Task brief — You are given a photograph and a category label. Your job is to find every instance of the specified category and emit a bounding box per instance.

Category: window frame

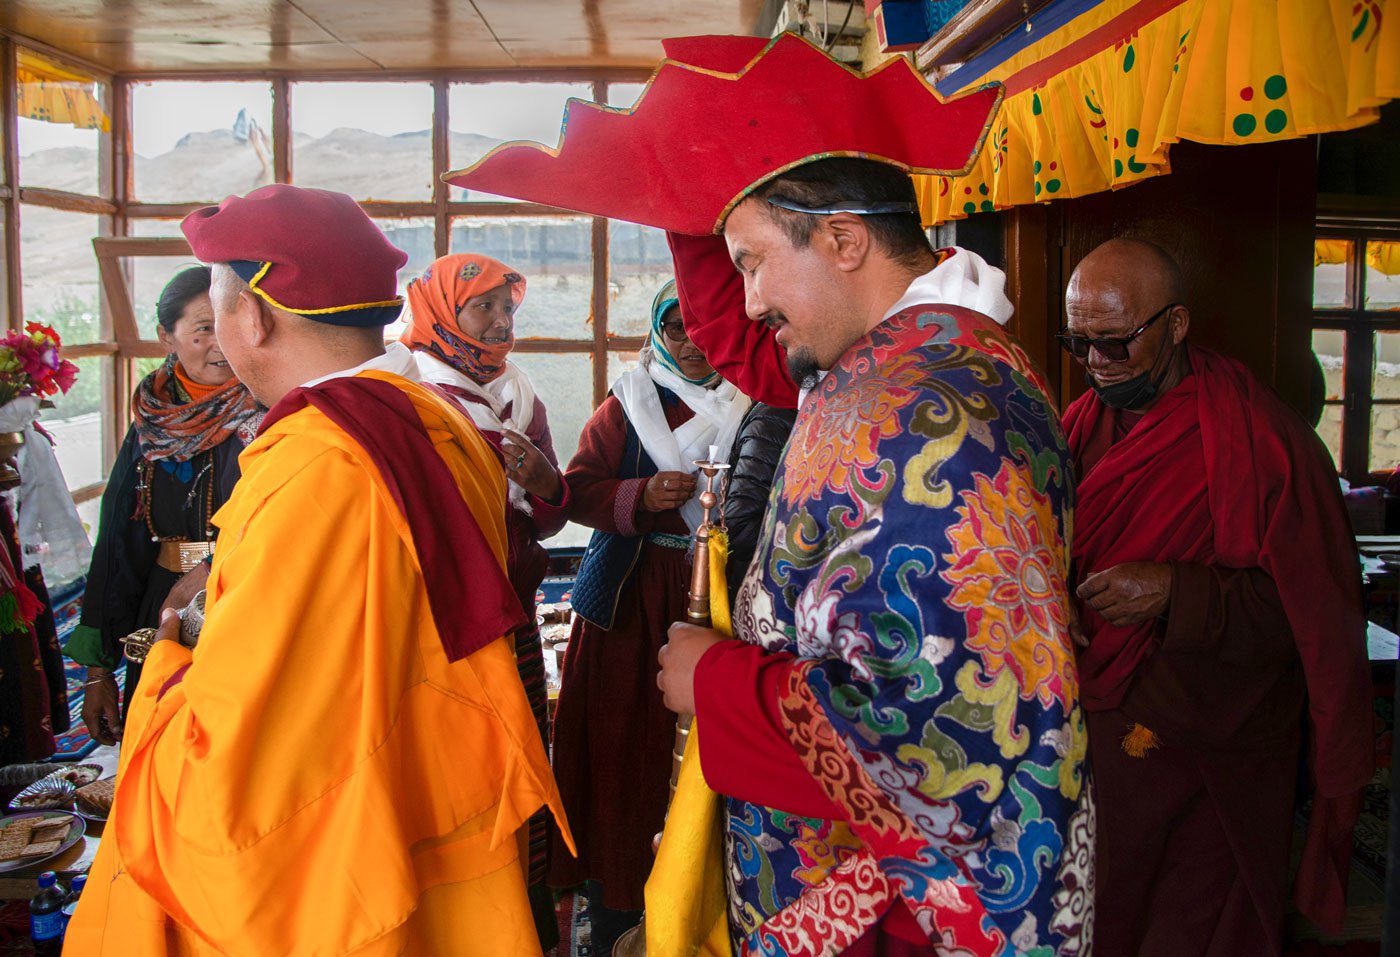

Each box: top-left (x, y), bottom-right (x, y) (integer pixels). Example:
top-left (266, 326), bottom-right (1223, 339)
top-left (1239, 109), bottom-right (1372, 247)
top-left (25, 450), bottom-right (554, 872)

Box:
top-left (1313, 220), bottom-right (1400, 482)
top-left (2, 40), bottom-right (659, 523)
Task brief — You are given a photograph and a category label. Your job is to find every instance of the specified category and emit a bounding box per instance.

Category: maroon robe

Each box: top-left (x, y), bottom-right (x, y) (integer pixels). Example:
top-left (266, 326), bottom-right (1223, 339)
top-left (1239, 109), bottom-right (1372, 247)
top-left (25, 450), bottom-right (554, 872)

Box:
top-left (1065, 344), bottom-right (1373, 950)
top-left (548, 393), bottom-right (696, 911)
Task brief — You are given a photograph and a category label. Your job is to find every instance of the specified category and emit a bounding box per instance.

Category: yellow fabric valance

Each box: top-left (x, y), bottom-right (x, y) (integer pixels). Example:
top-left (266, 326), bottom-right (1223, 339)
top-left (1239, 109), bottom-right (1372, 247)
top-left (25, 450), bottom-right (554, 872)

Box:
top-left (917, 0), bottom-right (1399, 225)
top-left (16, 49), bottom-right (109, 132)
top-left (1313, 238), bottom-right (1400, 276)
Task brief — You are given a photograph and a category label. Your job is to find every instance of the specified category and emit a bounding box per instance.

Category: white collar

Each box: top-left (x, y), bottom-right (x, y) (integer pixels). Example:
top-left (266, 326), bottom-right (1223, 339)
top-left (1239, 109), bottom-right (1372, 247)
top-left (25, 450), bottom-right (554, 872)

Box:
top-left (881, 246), bottom-right (1014, 325)
top-left (300, 341), bottom-right (420, 389)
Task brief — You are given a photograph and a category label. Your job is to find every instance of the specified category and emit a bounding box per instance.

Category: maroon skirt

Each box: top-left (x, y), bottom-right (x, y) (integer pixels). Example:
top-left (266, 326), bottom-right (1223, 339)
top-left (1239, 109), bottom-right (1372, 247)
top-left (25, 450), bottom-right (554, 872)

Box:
top-left (548, 538), bottom-right (692, 911)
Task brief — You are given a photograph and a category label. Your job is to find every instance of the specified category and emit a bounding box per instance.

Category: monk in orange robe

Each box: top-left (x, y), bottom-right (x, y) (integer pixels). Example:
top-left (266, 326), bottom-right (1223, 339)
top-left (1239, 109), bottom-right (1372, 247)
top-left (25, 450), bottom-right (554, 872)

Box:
top-left (65, 184), bottom-right (571, 956)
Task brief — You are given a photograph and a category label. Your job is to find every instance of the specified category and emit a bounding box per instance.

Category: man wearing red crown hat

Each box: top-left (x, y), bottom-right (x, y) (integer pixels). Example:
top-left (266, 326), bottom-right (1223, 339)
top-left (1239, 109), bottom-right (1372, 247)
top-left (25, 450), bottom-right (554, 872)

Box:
top-left (658, 157), bottom-right (1092, 957)
top-left (65, 183), bottom-right (572, 957)
top-left (445, 34), bottom-right (1088, 954)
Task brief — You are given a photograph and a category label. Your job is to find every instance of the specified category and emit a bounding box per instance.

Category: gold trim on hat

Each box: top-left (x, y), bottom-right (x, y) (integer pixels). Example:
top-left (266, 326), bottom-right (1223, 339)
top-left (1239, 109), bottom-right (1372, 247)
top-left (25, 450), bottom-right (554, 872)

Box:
top-left (246, 261), bottom-right (404, 315)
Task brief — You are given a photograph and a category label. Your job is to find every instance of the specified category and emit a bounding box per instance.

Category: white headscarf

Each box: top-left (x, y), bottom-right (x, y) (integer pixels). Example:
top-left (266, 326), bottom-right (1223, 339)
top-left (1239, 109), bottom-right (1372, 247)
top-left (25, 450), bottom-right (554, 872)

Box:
top-left (614, 348), bottom-right (750, 533)
top-left (414, 350), bottom-right (541, 514)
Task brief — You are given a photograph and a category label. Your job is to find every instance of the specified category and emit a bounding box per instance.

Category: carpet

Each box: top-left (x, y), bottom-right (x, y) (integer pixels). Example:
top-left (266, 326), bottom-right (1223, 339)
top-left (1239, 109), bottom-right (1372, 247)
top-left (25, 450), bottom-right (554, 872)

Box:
top-left (45, 578), bottom-right (110, 763)
top-left (549, 890), bottom-right (592, 957)
top-left (1350, 772), bottom-right (1390, 887)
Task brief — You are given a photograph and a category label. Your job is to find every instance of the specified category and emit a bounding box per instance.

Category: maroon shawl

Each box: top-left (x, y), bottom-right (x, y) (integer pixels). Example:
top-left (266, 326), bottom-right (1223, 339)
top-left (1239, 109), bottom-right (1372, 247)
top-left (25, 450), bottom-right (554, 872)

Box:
top-left (261, 374), bottom-right (525, 662)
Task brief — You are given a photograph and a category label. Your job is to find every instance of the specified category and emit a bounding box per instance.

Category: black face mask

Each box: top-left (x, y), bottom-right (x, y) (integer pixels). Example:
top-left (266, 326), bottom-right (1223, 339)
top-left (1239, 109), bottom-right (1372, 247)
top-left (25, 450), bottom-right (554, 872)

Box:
top-left (1088, 327), bottom-right (1176, 411)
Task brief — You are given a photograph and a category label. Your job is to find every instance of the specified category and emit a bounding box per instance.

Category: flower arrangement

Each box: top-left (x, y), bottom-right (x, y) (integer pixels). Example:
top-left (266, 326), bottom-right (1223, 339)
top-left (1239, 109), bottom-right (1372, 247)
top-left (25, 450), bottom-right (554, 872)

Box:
top-left (0, 323), bottom-right (79, 405)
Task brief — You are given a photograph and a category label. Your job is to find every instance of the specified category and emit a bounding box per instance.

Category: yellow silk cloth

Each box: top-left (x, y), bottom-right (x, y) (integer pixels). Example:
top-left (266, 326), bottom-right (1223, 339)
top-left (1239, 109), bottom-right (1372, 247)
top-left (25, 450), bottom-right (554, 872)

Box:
top-left (66, 371), bottom-right (572, 956)
top-left (644, 528), bottom-right (734, 957)
top-left (919, 0), bottom-right (1399, 224)
top-left (16, 48), bottom-right (108, 131)
top-left (1314, 237), bottom-right (1400, 276)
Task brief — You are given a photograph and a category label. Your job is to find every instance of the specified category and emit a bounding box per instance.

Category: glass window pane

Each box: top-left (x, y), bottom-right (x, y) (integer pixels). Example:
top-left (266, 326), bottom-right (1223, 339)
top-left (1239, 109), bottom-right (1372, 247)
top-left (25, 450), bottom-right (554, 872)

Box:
top-left (1372, 404), bottom-right (1400, 472)
top-left (127, 220), bottom-right (201, 341)
top-left (1374, 331), bottom-right (1400, 397)
top-left (20, 204), bottom-right (102, 344)
top-left (42, 356), bottom-right (110, 491)
top-left (606, 349), bottom-right (643, 393)
top-left (509, 351), bottom-right (594, 548)
top-left (448, 82), bottom-right (592, 203)
top-left (291, 82), bottom-right (432, 200)
top-left (130, 218), bottom-right (186, 237)
top-left (17, 50), bottom-right (107, 195)
top-left (132, 81), bottom-right (273, 203)
top-left (608, 221), bottom-right (673, 337)
top-left (75, 496), bottom-right (100, 542)
top-left (1317, 403), bottom-right (1342, 471)
top-left (132, 355), bottom-right (165, 381)
top-left (1312, 329), bottom-right (1344, 401)
top-left (133, 258), bottom-right (211, 342)
top-left (606, 83), bottom-right (647, 109)
top-left (1313, 239), bottom-right (1352, 309)
top-left (450, 216), bottom-right (593, 338)
top-left (372, 216), bottom-right (435, 340)
top-left (1365, 241), bottom-right (1400, 311)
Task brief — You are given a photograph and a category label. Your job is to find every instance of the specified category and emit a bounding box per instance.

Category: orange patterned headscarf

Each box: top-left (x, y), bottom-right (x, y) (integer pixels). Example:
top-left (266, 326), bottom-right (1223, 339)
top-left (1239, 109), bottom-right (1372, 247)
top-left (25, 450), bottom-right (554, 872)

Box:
top-left (400, 253), bottom-right (526, 384)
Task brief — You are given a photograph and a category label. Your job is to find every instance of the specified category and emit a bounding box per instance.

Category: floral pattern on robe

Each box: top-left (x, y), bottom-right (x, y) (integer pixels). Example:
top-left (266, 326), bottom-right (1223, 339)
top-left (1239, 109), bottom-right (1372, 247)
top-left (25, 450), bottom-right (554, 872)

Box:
top-left (729, 305), bottom-right (1093, 957)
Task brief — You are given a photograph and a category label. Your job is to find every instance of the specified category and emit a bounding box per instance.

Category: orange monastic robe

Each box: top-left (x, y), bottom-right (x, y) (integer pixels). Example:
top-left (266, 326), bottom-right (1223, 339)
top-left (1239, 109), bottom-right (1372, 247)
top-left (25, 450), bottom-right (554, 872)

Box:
top-left (66, 371), bottom-right (572, 956)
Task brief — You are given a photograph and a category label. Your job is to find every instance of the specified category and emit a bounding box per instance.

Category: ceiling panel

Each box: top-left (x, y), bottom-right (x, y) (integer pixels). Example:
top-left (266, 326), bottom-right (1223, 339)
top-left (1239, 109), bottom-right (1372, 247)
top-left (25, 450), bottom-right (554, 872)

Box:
top-left (0, 0), bottom-right (765, 75)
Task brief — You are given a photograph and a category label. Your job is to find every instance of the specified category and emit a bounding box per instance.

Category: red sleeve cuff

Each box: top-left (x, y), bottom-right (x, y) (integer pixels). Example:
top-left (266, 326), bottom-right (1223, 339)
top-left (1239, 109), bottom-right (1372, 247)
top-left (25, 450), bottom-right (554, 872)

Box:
top-left (694, 640), bottom-right (846, 820)
top-left (614, 477), bottom-right (650, 537)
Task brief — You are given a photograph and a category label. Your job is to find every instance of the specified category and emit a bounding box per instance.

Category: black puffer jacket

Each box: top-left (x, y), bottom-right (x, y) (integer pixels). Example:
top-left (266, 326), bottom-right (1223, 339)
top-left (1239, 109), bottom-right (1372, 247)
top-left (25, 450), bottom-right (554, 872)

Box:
top-left (723, 402), bottom-right (797, 600)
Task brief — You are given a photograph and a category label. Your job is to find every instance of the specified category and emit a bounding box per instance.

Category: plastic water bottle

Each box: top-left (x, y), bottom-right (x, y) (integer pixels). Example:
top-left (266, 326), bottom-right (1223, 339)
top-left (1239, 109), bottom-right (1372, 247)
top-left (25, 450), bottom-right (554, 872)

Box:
top-left (29, 871), bottom-right (64, 955)
top-left (61, 873), bottom-right (87, 938)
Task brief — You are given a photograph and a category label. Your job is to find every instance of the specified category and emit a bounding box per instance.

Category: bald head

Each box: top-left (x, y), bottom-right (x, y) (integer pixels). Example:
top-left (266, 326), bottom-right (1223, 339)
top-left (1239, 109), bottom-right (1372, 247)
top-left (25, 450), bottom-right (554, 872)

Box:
top-left (210, 263), bottom-right (388, 406)
top-left (1068, 238), bottom-right (1186, 320)
top-left (1064, 238), bottom-right (1191, 404)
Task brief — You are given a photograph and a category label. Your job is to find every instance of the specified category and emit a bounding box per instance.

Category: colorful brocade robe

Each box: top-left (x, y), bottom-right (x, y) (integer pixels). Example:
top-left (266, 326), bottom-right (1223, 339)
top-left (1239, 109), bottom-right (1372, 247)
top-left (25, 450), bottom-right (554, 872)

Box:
top-left (728, 304), bottom-right (1093, 956)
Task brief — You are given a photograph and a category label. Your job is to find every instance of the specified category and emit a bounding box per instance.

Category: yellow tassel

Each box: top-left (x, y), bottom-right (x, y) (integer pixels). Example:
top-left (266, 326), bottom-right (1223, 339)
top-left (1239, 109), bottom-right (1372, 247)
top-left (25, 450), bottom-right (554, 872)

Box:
top-left (1121, 723), bottom-right (1160, 758)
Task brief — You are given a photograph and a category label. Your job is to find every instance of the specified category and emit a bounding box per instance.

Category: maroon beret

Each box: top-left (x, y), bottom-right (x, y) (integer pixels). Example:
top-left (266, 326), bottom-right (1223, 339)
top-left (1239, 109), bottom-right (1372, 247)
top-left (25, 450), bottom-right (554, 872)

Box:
top-left (182, 184), bottom-right (408, 327)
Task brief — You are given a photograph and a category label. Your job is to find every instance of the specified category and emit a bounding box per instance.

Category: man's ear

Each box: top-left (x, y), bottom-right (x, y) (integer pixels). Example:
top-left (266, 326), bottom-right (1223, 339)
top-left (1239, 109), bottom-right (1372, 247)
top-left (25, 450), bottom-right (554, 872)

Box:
top-left (820, 212), bottom-right (871, 273)
top-left (238, 290), bottom-right (274, 347)
top-left (1169, 304), bottom-right (1190, 345)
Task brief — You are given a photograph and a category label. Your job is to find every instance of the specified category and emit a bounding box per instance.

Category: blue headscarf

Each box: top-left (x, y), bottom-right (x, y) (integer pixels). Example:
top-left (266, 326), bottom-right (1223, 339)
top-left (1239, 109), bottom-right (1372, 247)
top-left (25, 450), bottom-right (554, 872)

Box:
top-left (649, 279), bottom-right (716, 386)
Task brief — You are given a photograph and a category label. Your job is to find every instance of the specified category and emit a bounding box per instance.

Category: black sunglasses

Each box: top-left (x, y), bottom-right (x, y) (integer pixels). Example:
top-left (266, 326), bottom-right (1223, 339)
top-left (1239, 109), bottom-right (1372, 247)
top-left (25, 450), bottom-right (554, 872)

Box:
top-left (1056, 303), bottom-right (1179, 362)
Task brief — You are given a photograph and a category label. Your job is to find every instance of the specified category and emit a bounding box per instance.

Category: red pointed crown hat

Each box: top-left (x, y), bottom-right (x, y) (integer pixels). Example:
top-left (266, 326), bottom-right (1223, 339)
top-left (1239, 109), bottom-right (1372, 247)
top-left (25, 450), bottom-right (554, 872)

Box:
top-left (182, 184), bottom-right (408, 327)
top-left (443, 33), bottom-right (1002, 236)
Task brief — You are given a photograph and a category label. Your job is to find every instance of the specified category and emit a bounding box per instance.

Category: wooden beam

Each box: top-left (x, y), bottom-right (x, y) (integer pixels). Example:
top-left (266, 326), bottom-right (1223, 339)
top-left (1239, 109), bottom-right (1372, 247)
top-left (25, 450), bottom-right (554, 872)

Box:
top-left (2, 38), bottom-right (21, 333)
top-left (432, 78), bottom-right (450, 259)
top-left (63, 341), bottom-right (119, 358)
top-left (92, 236), bottom-right (193, 351)
top-left (125, 203), bottom-right (209, 219)
top-left (71, 482), bottom-right (105, 505)
top-left (115, 67), bottom-right (655, 84)
top-left (93, 236), bottom-right (193, 258)
top-left (273, 77), bottom-right (291, 184)
top-left (445, 201), bottom-right (585, 218)
top-left (112, 77), bottom-right (135, 213)
top-left (16, 188), bottom-right (118, 215)
top-left (915, 0), bottom-right (1036, 76)
top-left (359, 200), bottom-right (436, 218)
top-left (0, 30), bottom-right (114, 81)
top-left (512, 339), bottom-right (594, 353)
top-left (591, 215), bottom-right (610, 406)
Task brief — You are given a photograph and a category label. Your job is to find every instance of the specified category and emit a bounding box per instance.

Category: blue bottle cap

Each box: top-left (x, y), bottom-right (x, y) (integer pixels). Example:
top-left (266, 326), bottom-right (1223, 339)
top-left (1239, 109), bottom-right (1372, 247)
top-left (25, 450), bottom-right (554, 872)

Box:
top-left (37, 872), bottom-right (56, 888)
